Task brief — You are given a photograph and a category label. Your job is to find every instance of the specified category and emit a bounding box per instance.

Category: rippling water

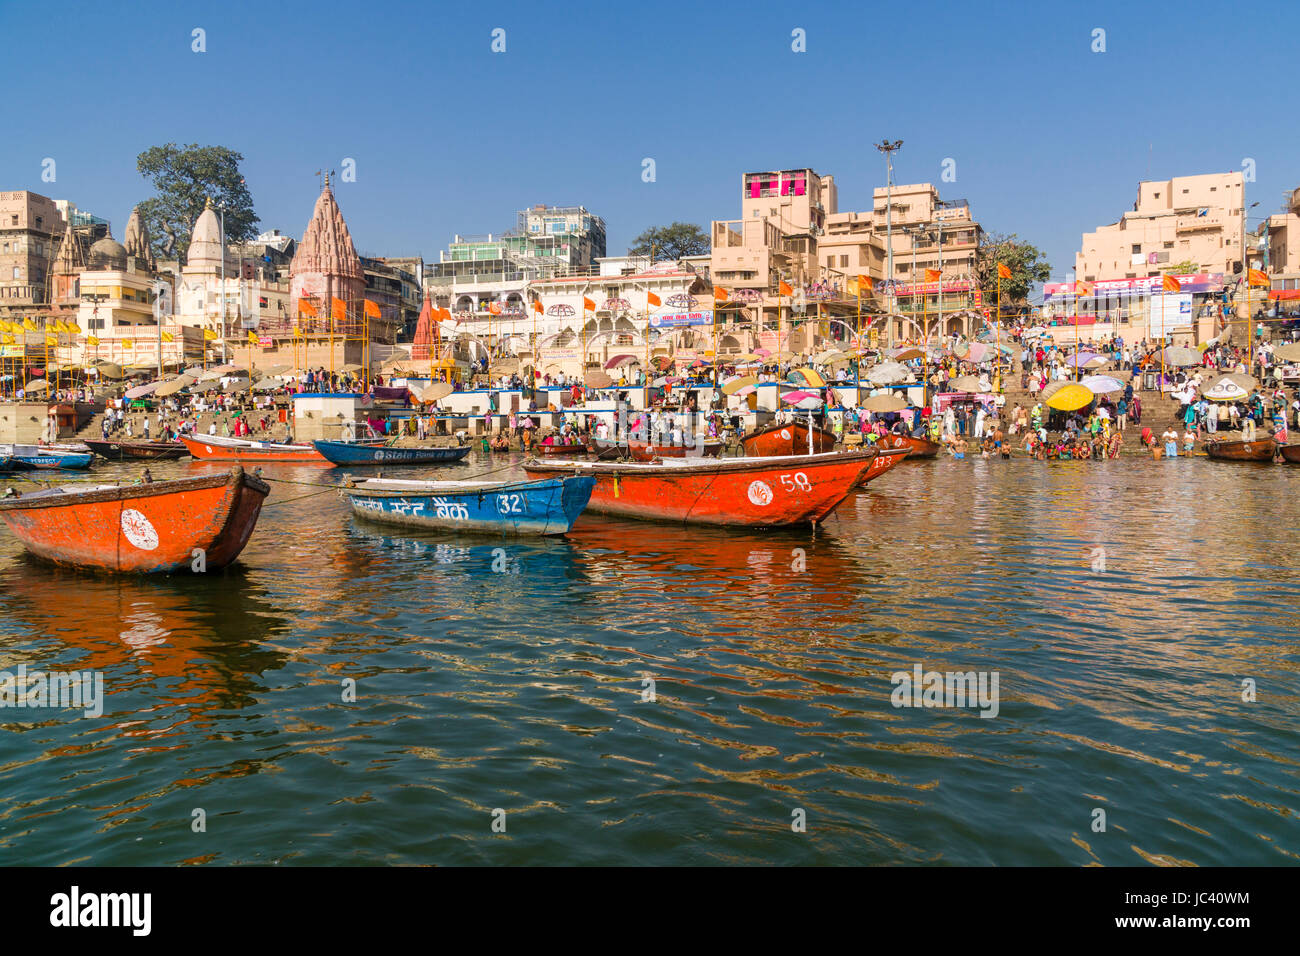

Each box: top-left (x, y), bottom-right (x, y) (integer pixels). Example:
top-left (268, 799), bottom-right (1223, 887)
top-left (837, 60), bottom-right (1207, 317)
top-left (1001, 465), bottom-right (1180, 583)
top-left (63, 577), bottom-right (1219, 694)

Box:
top-left (1, 453), bottom-right (1297, 866)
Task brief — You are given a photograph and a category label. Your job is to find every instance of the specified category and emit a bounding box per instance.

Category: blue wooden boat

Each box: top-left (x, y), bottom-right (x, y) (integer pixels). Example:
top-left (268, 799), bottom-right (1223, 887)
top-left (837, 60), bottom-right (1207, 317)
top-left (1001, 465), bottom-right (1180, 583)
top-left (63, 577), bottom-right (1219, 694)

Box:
top-left (0, 444), bottom-right (94, 470)
top-left (313, 439), bottom-right (471, 466)
top-left (343, 475), bottom-right (596, 536)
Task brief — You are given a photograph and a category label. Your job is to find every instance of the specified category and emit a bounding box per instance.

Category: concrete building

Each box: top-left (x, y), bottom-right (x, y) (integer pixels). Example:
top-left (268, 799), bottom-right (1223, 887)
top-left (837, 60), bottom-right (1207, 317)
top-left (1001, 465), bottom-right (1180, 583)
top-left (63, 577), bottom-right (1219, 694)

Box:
top-left (1060, 172), bottom-right (1252, 345)
top-left (364, 256), bottom-right (423, 339)
top-left (1257, 187), bottom-right (1300, 314)
top-left (0, 190), bottom-right (64, 314)
top-left (711, 169), bottom-right (984, 347)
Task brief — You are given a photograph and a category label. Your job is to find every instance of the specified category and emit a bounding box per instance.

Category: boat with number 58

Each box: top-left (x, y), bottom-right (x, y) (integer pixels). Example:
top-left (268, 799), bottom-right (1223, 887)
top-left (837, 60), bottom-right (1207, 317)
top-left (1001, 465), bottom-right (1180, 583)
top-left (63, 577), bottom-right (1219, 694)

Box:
top-left (523, 450), bottom-right (878, 527)
top-left (342, 475), bottom-right (596, 536)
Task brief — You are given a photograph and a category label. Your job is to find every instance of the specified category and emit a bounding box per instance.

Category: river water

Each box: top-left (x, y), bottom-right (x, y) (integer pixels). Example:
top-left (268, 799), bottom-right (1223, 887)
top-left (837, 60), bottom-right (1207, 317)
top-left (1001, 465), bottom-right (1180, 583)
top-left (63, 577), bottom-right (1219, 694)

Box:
top-left (1, 453), bottom-right (1297, 866)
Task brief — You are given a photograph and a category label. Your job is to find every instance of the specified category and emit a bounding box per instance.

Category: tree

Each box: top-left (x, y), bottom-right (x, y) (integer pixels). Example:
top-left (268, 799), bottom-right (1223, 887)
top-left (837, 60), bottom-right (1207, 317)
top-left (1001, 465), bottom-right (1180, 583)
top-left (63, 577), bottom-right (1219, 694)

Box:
top-left (628, 222), bottom-right (710, 261)
top-left (1163, 259), bottom-right (1198, 275)
top-left (974, 232), bottom-right (1052, 315)
top-left (136, 143), bottom-right (258, 262)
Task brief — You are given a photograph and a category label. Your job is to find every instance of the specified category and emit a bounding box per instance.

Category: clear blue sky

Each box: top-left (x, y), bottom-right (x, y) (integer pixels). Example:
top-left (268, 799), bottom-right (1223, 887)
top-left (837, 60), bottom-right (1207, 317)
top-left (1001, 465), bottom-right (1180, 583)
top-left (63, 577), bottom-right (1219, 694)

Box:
top-left (3, 0), bottom-right (1295, 285)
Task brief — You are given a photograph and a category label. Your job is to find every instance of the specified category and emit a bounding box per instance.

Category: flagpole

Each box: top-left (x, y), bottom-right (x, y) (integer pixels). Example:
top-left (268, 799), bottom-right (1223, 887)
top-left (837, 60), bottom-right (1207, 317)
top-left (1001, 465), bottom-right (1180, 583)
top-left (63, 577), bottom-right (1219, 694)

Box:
top-left (996, 271), bottom-right (1002, 389)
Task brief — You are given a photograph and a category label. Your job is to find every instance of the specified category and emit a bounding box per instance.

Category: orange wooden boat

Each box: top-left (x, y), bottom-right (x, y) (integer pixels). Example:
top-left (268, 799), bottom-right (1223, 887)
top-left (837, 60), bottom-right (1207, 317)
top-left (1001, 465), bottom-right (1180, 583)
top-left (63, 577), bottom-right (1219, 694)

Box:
top-left (874, 433), bottom-right (942, 459)
top-left (534, 441), bottom-right (589, 457)
top-left (858, 446), bottom-right (910, 485)
top-left (626, 438), bottom-right (725, 461)
top-left (523, 450), bottom-right (876, 527)
top-left (0, 466), bottom-right (270, 572)
top-left (180, 433), bottom-right (327, 463)
top-left (1280, 444), bottom-right (1300, 464)
top-left (1203, 437), bottom-right (1277, 462)
top-left (741, 420), bottom-right (836, 457)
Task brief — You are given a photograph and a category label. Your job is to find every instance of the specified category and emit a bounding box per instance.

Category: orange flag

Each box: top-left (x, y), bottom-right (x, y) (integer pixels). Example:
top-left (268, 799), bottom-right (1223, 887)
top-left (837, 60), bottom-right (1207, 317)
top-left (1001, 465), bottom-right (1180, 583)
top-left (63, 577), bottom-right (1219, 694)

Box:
top-left (363, 299), bottom-right (381, 318)
top-left (646, 291), bottom-right (661, 307)
top-left (924, 269), bottom-right (941, 282)
top-left (1162, 274), bottom-right (1182, 293)
top-left (533, 299), bottom-right (543, 314)
top-left (488, 302), bottom-right (502, 315)
top-left (1075, 280), bottom-right (1093, 297)
top-left (583, 296), bottom-right (596, 312)
top-left (298, 297), bottom-right (318, 317)
top-left (779, 280), bottom-right (794, 296)
top-left (331, 297), bottom-right (346, 321)
top-left (997, 262), bottom-right (1012, 280)
top-left (713, 286), bottom-right (729, 301)
top-left (1248, 268), bottom-right (1271, 287)
top-left (858, 275), bottom-right (873, 292)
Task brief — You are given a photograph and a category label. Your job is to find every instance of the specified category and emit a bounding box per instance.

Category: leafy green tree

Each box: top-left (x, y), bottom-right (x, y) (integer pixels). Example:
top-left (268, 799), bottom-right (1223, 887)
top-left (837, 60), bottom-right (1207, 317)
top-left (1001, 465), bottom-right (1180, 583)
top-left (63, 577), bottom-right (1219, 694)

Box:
top-left (629, 222), bottom-right (710, 261)
top-left (136, 143), bottom-right (258, 262)
top-left (975, 232), bottom-right (1051, 314)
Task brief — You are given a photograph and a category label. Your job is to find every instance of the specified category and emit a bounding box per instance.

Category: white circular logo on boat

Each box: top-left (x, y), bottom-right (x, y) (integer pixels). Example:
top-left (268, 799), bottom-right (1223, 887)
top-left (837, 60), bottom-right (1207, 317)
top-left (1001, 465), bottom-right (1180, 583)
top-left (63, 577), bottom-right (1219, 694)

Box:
top-left (780, 429), bottom-right (791, 441)
top-left (747, 480), bottom-right (773, 507)
top-left (646, 444), bottom-right (655, 454)
top-left (121, 509), bottom-right (159, 551)
top-left (204, 445), bottom-right (213, 454)
top-left (374, 450), bottom-right (386, 460)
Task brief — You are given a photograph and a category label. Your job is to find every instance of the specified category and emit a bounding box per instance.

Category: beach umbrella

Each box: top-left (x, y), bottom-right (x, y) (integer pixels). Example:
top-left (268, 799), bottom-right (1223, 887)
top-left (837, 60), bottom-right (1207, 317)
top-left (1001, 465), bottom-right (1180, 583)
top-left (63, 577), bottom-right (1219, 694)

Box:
top-left (263, 365), bottom-right (293, 376)
top-left (753, 348), bottom-right (772, 358)
top-left (888, 347), bottom-right (926, 361)
top-left (422, 382), bottom-right (454, 402)
top-left (1080, 374), bottom-right (1124, 394)
top-left (812, 349), bottom-right (847, 365)
top-left (865, 361), bottom-right (912, 385)
top-left (224, 378), bottom-right (253, 392)
top-left (584, 370), bottom-right (613, 389)
top-left (957, 342), bottom-right (995, 363)
top-left (23, 378), bottom-right (51, 392)
top-left (1045, 383), bottom-right (1095, 411)
top-left (124, 381), bottom-right (160, 399)
top-left (781, 389), bottom-right (821, 405)
top-left (732, 352), bottom-right (760, 363)
top-left (191, 379), bottom-right (222, 392)
top-left (862, 392), bottom-right (908, 413)
top-left (96, 362), bottom-right (124, 379)
top-left (1218, 372), bottom-right (1258, 391)
top-left (734, 385), bottom-right (758, 397)
top-left (1204, 378), bottom-right (1250, 401)
top-left (1064, 351), bottom-right (1102, 368)
top-left (209, 363), bottom-right (241, 374)
top-left (252, 378), bottom-right (284, 391)
top-left (721, 375), bottom-right (759, 396)
top-left (949, 374), bottom-right (986, 392)
top-left (1159, 346), bottom-right (1200, 367)
top-left (604, 354), bottom-right (638, 369)
top-left (155, 375), bottom-right (196, 397)
top-left (1272, 342), bottom-right (1300, 362)
top-left (788, 367), bottom-right (827, 387)
top-left (340, 363), bottom-right (363, 373)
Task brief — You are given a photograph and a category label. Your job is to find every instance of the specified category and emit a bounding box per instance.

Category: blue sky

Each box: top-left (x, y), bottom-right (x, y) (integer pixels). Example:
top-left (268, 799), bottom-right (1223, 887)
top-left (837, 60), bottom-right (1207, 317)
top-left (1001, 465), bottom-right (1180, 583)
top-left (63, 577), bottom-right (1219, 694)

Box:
top-left (2, 0), bottom-right (1295, 285)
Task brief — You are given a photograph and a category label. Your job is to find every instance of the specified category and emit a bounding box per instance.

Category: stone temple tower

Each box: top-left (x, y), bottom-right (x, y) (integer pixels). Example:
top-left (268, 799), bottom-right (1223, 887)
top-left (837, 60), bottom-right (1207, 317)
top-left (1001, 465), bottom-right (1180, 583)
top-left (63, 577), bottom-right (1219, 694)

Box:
top-left (289, 174), bottom-right (365, 318)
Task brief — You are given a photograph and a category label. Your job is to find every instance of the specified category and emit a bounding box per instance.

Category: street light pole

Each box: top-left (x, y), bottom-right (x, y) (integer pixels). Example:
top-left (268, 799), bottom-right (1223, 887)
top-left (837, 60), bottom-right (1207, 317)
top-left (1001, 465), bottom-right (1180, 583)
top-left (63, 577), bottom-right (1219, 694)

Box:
top-left (875, 140), bottom-right (902, 347)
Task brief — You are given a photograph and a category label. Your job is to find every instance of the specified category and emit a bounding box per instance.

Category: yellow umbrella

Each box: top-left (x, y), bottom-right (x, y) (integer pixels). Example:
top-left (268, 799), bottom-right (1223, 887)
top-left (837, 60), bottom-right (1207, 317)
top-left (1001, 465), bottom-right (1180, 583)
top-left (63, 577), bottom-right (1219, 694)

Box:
top-left (791, 366), bottom-right (827, 388)
top-left (1045, 383), bottom-right (1095, 412)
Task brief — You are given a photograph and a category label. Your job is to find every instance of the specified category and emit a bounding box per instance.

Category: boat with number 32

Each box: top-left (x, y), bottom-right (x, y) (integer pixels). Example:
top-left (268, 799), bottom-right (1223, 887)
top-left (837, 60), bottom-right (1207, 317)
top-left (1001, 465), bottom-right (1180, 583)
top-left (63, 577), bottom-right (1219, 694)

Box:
top-left (343, 475), bottom-right (596, 536)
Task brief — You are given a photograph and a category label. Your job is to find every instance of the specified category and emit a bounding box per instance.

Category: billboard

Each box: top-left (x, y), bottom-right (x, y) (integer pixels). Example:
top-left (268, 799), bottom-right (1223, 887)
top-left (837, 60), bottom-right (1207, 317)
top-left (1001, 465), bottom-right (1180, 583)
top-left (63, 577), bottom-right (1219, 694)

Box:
top-left (649, 310), bottom-right (714, 329)
top-left (1148, 293), bottom-right (1192, 338)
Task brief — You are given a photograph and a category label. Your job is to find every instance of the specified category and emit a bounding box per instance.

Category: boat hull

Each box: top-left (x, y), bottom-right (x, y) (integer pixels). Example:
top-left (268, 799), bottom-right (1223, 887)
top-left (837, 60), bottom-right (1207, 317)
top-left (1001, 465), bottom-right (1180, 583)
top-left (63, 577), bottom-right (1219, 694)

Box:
top-left (874, 433), bottom-right (942, 459)
top-left (857, 447), bottom-right (910, 485)
top-left (1280, 444), bottom-right (1300, 463)
top-left (6, 452), bottom-right (94, 470)
top-left (626, 438), bottom-right (725, 461)
top-left (535, 442), bottom-right (589, 457)
top-left (0, 467), bottom-right (269, 572)
top-left (523, 451), bottom-right (876, 527)
top-left (741, 421), bottom-right (836, 457)
top-left (180, 434), bottom-right (326, 463)
top-left (1204, 438), bottom-right (1277, 461)
top-left (85, 439), bottom-right (189, 461)
top-left (346, 476), bottom-right (595, 536)
top-left (313, 439), bottom-right (472, 466)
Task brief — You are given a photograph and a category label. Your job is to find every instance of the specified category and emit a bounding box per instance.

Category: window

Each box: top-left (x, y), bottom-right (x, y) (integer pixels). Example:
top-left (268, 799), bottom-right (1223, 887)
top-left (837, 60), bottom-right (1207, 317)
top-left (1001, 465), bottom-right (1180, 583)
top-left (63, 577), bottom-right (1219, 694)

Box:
top-left (1163, 241), bottom-right (1173, 248)
top-left (1131, 244), bottom-right (1141, 254)
top-left (839, 255), bottom-right (848, 267)
top-left (1210, 186), bottom-right (1216, 192)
